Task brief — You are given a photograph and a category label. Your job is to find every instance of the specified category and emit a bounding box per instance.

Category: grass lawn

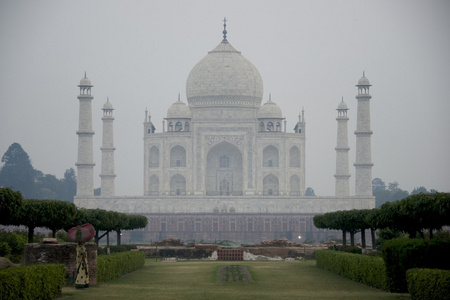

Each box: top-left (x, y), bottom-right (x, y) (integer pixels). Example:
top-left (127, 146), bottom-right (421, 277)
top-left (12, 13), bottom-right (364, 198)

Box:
top-left (62, 259), bottom-right (409, 300)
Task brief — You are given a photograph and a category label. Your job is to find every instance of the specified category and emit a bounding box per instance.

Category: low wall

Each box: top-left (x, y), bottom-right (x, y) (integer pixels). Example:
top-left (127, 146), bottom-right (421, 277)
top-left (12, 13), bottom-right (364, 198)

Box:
top-left (139, 245), bottom-right (326, 260)
top-left (24, 242), bottom-right (97, 285)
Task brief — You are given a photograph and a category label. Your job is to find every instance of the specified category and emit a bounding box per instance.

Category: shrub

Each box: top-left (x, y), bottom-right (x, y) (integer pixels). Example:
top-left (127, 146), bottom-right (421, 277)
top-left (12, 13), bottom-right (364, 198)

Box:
top-left (0, 264), bottom-right (65, 300)
top-left (382, 237), bottom-right (450, 292)
top-left (316, 250), bottom-right (388, 290)
top-left (0, 230), bottom-right (28, 263)
top-left (0, 241), bottom-right (12, 258)
top-left (407, 268), bottom-right (450, 300)
top-left (97, 244), bottom-right (138, 255)
top-left (328, 245), bottom-right (362, 254)
top-left (97, 251), bottom-right (145, 283)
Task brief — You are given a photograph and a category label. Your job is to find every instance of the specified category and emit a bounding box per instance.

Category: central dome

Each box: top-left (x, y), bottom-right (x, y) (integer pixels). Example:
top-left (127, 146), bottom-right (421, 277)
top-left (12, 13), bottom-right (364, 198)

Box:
top-left (186, 40), bottom-right (263, 108)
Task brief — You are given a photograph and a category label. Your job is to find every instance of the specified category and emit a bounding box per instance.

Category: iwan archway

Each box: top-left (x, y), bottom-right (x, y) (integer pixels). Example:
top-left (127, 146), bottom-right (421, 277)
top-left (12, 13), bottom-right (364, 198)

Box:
top-left (206, 142), bottom-right (243, 196)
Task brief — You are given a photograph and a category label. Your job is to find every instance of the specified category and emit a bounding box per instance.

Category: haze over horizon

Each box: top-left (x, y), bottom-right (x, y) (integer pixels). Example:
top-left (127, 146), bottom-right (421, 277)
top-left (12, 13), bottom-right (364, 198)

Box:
top-left (1, 0), bottom-right (449, 196)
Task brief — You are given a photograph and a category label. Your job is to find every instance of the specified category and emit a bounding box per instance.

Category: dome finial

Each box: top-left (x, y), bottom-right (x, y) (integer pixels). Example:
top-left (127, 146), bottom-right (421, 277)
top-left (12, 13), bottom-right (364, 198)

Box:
top-left (363, 70), bottom-right (365, 77)
top-left (222, 17), bottom-right (228, 43)
top-left (269, 93), bottom-right (271, 101)
top-left (178, 92), bottom-right (181, 102)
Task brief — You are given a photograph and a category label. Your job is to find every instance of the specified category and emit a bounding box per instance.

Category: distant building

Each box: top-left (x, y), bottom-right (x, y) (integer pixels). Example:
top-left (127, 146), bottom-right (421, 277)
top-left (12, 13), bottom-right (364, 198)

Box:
top-left (75, 21), bottom-right (374, 243)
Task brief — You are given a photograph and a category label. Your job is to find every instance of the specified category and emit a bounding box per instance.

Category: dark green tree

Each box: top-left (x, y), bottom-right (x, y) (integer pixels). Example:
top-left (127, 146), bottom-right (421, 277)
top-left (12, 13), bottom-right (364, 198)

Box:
top-left (410, 186), bottom-right (429, 195)
top-left (35, 172), bottom-right (60, 199)
top-left (12, 199), bottom-right (47, 242)
top-left (40, 200), bottom-right (78, 237)
top-left (372, 178), bottom-right (409, 207)
top-left (376, 193), bottom-right (449, 239)
top-left (0, 143), bottom-right (36, 198)
top-left (113, 212), bottom-right (130, 246)
top-left (61, 168), bottom-right (77, 202)
top-left (305, 187), bottom-right (315, 196)
top-left (125, 215), bottom-right (148, 231)
top-left (372, 177), bottom-right (386, 194)
top-left (0, 187), bottom-right (23, 225)
top-left (123, 215), bottom-right (148, 244)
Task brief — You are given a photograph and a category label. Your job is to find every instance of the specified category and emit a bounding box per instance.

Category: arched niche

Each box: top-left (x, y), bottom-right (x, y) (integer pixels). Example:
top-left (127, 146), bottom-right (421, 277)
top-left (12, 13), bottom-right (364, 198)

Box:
top-left (170, 145), bottom-right (186, 167)
top-left (170, 174), bottom-right (186, 196)
top-left (263, 174), bottom-right (279, 196)
top-left (263, 145), bottom-right (279, 167)
top-left (289, 146), bottom-right (300, 167)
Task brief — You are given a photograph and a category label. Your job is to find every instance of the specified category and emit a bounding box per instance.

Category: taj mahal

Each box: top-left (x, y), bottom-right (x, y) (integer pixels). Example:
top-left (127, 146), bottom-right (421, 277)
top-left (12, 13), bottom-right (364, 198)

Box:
top-left (74, 21), bottom-right (375, 243)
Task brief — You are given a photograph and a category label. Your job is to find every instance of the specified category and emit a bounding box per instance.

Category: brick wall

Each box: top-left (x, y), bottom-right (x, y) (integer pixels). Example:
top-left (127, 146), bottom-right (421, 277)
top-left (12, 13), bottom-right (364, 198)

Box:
top-left (24, 242), bottom-right (97, 285)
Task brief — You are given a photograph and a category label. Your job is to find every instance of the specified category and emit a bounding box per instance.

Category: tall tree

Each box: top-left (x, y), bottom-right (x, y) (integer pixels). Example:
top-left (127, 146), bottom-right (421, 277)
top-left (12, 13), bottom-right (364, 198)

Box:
top-left (0, 143), bottom-right (36, 198)
top-left (372, 178), bottom-right (386, 194)
top-left (411, 186), bottom-right (429, 195)
top-left (61, 168), bottom-right (77, 202)
top-left (372, 178), bottom-right (409, 207)
top-left (35, 172), bottom-right (60, 199)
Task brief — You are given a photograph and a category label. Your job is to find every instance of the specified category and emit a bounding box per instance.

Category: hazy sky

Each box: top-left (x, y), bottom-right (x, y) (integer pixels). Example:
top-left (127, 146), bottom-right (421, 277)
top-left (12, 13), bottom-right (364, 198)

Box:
top-left (1, 0), bottom-right (449, 196)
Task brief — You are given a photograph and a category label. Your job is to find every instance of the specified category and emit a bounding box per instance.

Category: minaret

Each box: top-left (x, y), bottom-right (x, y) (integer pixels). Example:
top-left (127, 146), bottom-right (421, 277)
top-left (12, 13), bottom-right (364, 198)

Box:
top-left (354, 72), bottom-right (374, 196)
top-left (100, 98), bottom-right (116, 196)
top-left (76, 73), bottom-right (95, 196)
top-left (335, 98), bottom-right (351, 197)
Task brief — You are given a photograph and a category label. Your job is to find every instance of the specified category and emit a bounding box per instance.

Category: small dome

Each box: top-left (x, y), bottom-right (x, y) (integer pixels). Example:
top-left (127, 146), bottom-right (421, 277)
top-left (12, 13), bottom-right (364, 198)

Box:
top-left (357, 73), bottom-right (371, 86)
top-left (167, 99), bottom-right (191, 119)
top-left (103, 99), bottom-right (114, 110)
top-left (79, 74), bottom-right (93, 87)
top-left (337, 100), bottom-right (348, 110)
top-left (258, 98), bottom-right (283, 119)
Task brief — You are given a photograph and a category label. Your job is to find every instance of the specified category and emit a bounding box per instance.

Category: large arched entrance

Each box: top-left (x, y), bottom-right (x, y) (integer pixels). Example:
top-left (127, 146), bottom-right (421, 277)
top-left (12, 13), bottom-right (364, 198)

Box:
top-left (206, 142), bottom-right (243, 196)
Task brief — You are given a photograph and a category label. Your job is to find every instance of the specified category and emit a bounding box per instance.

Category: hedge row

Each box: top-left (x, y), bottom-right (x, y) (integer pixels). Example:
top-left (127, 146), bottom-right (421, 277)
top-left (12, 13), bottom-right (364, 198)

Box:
top-left (407, 268), bottom-right (450, 300)
top-left (382, 238), bottom-right (450, 292)
top-left (316, 250), bottom-right (388, 290)
top-left (97, 251), bottom-right (145, 283)
top-left (98, 244), bottom-right (138, 255)
top-left (0, 264), bottom-right (65, 300)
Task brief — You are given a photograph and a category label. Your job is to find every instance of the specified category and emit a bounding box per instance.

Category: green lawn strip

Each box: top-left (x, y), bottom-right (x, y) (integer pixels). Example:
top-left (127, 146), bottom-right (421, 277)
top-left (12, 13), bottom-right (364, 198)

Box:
top-left (62, 260), bottom-right (409, 300)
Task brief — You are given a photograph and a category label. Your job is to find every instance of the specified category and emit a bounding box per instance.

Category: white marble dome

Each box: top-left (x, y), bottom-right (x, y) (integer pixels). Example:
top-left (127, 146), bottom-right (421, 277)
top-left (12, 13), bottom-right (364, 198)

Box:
top-left (103, 99), bottom-right (114, 110)
top-left (357, 74), bottom-right (371, 86)
top-left (167, 99), bottom-right (191, 119)
top-left (79, 75), bottom-right (93, 87)
top-left (186, 41), bottom-right (263, 108)
top-left (337, 100), bottom-right (348, 110)
top-left (258, 99), bottom-right (283, 119)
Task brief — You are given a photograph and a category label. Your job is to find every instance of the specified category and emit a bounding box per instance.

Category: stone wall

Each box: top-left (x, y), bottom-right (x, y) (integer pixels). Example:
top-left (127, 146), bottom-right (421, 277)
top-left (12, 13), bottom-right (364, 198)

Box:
top-left (24, 242), bottom-right (97, 285)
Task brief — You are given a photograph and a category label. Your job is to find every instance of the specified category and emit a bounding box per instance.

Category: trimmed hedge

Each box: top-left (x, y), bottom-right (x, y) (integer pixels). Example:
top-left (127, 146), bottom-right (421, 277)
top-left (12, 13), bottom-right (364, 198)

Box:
top-left (316, 250), bottom-right (388, 290)
top-left (407, 268), bottom-right (450, 300)
top-left (327, 245), bottom-right (362, 254)
top-left (97, 251), bottom-right (145, 283)
top-left (98, 244), bottom-right (138, 255)
top-left (0, 264), bottom-right (65, 300)
top-left (382, 238), bottom-right (450, 292)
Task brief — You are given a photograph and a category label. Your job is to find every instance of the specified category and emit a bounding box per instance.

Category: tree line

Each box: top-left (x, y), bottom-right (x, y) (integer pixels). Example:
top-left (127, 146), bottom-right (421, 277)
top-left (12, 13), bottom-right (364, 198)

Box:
top-left (0, 187), bottom-right (148, 245)
top-left (372, 177), bottom-right (437, 208)
top-left (313, 192), bottom-right (450, 249)
top-left (0, 143), bottom-right (76, 202)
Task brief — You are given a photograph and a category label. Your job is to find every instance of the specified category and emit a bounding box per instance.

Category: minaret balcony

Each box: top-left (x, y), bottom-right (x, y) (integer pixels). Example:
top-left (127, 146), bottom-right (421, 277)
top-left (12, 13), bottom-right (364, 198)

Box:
top-left (354, 130), bottom-right (373, 135)
top-left (77, 130), bottom-right (95, 135)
